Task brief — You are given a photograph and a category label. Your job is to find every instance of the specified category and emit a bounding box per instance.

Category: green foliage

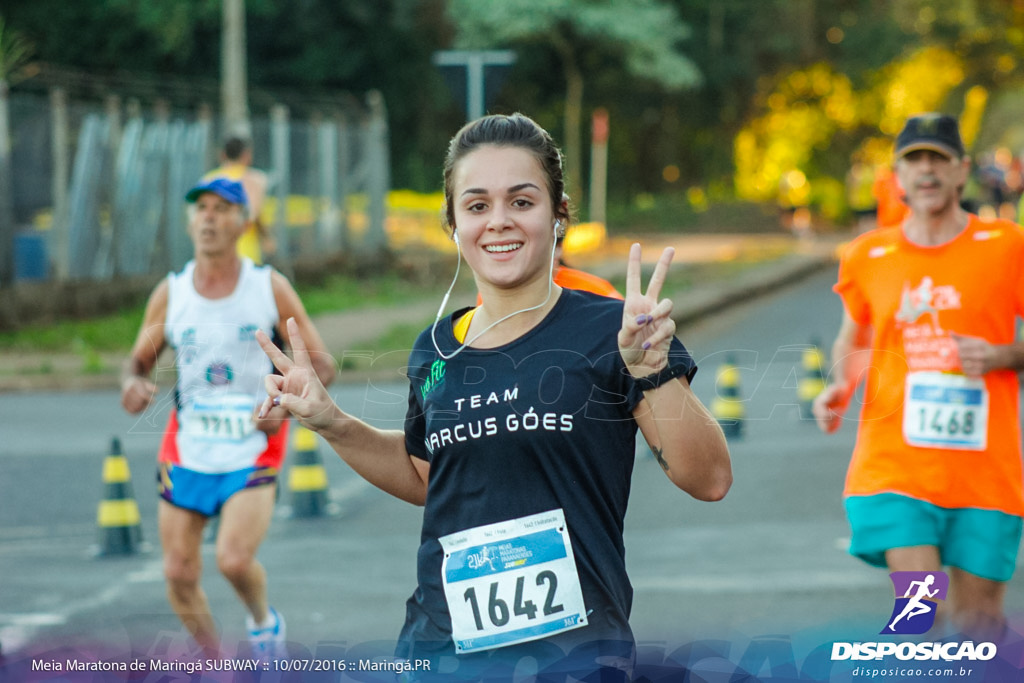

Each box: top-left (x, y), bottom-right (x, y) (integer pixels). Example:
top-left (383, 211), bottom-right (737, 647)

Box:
top-left (0, 271), bottom-right (435, 354)
top-left (294, 272), bottom-right (430, 318)
top-left (78, 343), bottom-right (106, 374)
top-left (447, 0), bottom-right (700, 89)
top-left (103, 0), bottom-right (221, 55)
top-left (445, 0), bottom-right (701, 204)
top-left (4, 0), bottom-right (1024, 209)
top-left (335, 320), bottom-right (434, 374)
top-left (606, 194), bottom-right (779, 234)
top-left (0, 14), bottom-right (32, 81)
top-left (0, 308), bottom-right (145, 352)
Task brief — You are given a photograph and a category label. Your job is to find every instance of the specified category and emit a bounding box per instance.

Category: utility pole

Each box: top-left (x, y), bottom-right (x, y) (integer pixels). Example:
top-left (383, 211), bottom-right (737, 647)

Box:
top-left (589, 108), bottom-right (609, 226)
top-left (432, 50), bottom-right (517, 121)
top-left (222, 0), bottom-right (249, 137)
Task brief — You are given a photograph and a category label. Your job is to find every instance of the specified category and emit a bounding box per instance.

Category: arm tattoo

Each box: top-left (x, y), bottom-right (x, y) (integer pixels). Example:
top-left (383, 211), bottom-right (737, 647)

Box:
top-left (652, 446), bottom-right (670, 472)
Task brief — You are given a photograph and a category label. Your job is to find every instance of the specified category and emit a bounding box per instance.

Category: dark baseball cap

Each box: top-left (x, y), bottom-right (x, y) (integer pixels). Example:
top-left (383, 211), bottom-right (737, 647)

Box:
top-left (895, 113), bottom-right (965, 160)
top-left (185, 176), bottom-right (248, 207)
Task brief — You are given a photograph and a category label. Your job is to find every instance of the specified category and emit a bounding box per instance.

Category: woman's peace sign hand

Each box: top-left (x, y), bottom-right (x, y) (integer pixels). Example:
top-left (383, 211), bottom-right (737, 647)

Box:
top-left (255, 317), bottom-right (338, 432)
top-left (617, 243), bottom-right (677, 377)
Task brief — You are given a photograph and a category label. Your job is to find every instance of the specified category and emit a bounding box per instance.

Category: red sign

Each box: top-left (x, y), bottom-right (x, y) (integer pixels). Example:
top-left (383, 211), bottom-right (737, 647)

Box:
top-left (592, 108), bottom-right (609, 144)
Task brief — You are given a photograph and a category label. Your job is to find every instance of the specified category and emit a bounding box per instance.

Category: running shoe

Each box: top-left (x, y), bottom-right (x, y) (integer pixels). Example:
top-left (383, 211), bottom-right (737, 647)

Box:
top-left (247, 607), bottom-right (286, 661)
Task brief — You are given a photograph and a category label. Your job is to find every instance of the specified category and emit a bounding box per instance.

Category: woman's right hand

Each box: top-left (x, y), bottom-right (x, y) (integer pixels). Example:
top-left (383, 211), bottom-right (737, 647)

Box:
top-left (256, 317), bottom-right (338, 433)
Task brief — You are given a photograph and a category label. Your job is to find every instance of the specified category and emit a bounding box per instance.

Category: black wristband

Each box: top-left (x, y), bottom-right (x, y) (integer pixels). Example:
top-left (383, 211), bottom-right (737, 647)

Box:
top-left (634, 364), bottom-right (690, 391)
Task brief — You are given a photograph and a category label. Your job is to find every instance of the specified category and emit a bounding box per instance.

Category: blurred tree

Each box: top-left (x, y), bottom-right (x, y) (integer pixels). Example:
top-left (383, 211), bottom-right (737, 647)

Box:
top-left (4, 0), bottom-right (221, 74)
top-left (4, 0), bottom-right (1023, 210)
top-left (3, 0), bottom-right (456, 191)
top-left (444, 0), bottom-right (701, 202)
top-left (664, 0), bottom-right (911, 192)
top-left (247, 0), bottom-right (458, 191)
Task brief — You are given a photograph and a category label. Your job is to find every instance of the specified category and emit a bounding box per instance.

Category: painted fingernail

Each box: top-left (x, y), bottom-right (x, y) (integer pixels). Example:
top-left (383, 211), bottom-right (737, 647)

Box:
top-left (272, 396), bottom-right (281, 407)
top-left (258, 408), bottom-right (266, 419)
top-left (635, 315), bottom-right (647, 325)
top-left (642, 341), bottom-right (652, 350)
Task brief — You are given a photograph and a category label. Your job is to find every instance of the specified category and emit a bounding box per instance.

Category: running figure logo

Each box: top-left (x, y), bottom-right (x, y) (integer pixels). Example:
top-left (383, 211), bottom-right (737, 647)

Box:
top-left (895, 277), bottom-right (941, 330)
top-left (894, 277), bottom-right (961, 330)
top-left (882, 571), bottom-right (949, 635)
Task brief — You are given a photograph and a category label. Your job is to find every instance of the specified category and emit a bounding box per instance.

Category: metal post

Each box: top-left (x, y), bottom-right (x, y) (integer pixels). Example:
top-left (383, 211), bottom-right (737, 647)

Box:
top-left (588, 108), bottom-right (609, 226)
top-left (364, 90), bottom-right (389, 253)
top-left (270, 104), bottom-right (291, 274)
top-left (0, 78), bottom-right (13, 287)
top-left (336, 113), bottom-right (351, 252)
top-left (432, 50), bottom-right (516, 121)
top-left (50, 87), bottom-right (70, 280)
top-left (316, 117), bottom-right (339, 251)
top-left (307, 111), bottom-right (321, 247)
top-left (222, 0), bottom-right (249, 136)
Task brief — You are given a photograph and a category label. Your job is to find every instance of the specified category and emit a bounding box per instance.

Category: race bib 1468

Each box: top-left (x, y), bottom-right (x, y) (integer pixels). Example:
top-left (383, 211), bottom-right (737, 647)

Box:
top-left (903, 372), bottom-right (988, 451)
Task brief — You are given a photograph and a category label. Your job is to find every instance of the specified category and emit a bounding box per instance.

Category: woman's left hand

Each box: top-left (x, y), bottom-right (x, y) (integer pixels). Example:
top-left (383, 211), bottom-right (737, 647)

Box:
top-left (618, 243), bottom-right (676, 377)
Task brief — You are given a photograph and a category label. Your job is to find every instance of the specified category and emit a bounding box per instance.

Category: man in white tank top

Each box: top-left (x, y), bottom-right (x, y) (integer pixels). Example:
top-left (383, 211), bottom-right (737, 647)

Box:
top-left (120, 177), bottom-right (336, 660)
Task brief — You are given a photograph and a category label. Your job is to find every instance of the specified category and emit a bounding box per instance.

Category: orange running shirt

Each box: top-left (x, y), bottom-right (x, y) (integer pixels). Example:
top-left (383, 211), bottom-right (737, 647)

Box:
top-left (872, 166), bottom-right (910, 229)
top-left (835, 216), bottom-right (1024, 515)
top-left (554, 265), bottom-right (623, 300)
top-left (474, 265), bottom-right (623, 307)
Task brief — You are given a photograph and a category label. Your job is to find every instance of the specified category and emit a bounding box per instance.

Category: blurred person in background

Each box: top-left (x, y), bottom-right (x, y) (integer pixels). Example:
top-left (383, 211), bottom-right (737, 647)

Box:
top-left (120, 176), bottom-right (334, 660)
top-left (204, 136), bottom-right (274, 264)
top-left (872, 162), bottom-right (910, 229)
top-left (814, 113), bottom-right (1024, 642)
top-left (550, 230), bottom-right (623, 299)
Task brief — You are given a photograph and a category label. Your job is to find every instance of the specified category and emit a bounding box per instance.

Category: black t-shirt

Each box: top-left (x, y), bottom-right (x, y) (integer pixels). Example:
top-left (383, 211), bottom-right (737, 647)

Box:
top-left (399, 288), bottom-right (697, 665)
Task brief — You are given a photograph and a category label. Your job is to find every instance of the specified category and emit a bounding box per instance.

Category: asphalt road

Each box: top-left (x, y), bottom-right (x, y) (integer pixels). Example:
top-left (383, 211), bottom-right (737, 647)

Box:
top-left (4, 267), bottom-right (1024, 681)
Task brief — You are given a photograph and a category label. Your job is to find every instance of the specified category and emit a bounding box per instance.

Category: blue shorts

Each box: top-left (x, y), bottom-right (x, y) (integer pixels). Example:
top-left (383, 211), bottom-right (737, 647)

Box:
top-left (158, 463), bottom-right (278, 517)
top-left (845, 493), bottom-right (1023, 582)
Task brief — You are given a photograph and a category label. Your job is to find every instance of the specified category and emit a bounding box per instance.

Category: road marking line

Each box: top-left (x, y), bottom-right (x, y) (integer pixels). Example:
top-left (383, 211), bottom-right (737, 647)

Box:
top-left (0, 560), bottom-right (162, 654)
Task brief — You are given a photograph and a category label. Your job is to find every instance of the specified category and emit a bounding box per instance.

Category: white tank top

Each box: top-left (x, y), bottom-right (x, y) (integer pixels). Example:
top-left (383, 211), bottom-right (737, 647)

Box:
top-left (165, 258), bottom-right (278, 472)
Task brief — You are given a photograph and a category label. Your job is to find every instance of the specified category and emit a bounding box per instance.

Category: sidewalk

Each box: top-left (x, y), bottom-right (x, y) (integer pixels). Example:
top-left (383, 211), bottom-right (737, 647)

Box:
top-left (0, 232), bottom-right (845, 393)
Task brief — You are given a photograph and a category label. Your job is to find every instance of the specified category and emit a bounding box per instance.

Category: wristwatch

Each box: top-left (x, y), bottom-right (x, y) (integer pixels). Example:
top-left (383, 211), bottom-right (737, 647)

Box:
top-left (634, 364), bottom-right (690, 391)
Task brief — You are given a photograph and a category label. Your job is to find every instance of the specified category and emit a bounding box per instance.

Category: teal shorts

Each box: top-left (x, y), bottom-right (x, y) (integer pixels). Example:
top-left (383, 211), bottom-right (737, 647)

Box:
top-left (845, 493), bottom-right (1023, 582)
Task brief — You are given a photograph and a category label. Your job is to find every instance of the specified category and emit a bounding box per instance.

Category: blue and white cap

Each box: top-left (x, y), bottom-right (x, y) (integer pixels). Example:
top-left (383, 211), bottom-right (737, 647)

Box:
top-left (185, 176), bottom-right (248, 208)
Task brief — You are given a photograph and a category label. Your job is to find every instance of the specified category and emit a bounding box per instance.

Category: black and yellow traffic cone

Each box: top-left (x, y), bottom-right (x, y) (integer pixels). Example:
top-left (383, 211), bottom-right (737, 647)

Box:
top-left (710, 355), bottom-right (745, 439)
top-left (798, 340), bottom-right (827, 420)
top-left (96, 437), bottom-right (143, 556)
top-left (288, 426), bottom-right (330, 518)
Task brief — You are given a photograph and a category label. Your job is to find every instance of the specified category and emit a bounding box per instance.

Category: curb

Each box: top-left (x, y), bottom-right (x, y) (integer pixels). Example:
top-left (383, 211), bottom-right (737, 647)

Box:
top-left (671, 251), bottom-right (836, 327)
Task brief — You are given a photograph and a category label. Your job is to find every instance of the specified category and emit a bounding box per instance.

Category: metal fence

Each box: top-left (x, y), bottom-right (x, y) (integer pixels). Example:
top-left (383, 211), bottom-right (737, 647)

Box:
top-left (4, 88), bottom-right (390, 286)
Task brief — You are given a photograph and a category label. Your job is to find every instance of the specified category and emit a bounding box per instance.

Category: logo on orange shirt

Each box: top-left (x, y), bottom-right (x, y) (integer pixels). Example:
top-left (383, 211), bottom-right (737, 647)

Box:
top-left (894, 277), bottom-right (961, 330)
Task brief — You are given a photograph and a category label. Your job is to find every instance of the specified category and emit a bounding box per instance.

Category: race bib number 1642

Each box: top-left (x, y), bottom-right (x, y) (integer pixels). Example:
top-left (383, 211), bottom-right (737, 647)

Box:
top-left (439, 509), bottom-right (588, 654)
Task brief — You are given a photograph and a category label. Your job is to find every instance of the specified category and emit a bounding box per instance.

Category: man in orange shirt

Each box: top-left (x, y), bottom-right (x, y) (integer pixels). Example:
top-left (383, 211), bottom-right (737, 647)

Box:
top-left (814, 113), bottom-right (1024, 641)
top-left (872, 163), bottom-right (910, 229)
